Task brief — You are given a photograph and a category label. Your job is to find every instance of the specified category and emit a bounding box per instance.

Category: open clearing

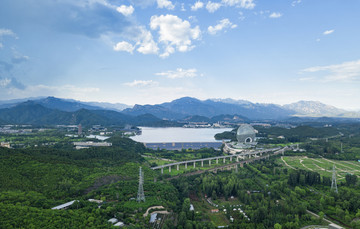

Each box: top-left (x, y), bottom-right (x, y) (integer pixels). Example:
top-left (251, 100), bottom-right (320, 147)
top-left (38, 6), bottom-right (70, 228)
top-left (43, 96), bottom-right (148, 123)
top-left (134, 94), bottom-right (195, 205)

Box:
top-left (280, 156), bottom-right (360, 180)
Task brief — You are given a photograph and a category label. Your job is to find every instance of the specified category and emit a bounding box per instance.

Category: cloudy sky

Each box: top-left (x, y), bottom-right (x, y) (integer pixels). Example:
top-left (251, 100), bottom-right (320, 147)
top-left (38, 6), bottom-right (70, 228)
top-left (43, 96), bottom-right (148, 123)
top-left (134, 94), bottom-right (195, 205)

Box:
top-left (0, 0), bottom-right (359, 109)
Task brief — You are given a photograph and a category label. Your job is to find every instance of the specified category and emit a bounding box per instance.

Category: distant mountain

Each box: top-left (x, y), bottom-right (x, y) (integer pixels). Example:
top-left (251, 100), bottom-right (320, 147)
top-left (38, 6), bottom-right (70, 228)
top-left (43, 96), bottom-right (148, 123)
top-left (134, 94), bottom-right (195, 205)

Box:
top-left (210, 114), bottom-right (249, 123)
top-left (209, 98), bottom-right (252, 105)
top-left (0, 96), bottom-right (132, 112)
top-left (182, 115), bottom-right (211, 123)
top-left (283, 101), bottom-right (348, 117)
top-left (0, 101), bottom-right (178, 126)
top-left (122, 104), bottom-right (184, 120)
top-left (82, 101), bottom-right (131, 111)
top-left (0, 96), bottom-right (46, 109)
top-left (123, 97), bottom-right (294, 120)
top-left (34, 97), bottom-right (103, 112)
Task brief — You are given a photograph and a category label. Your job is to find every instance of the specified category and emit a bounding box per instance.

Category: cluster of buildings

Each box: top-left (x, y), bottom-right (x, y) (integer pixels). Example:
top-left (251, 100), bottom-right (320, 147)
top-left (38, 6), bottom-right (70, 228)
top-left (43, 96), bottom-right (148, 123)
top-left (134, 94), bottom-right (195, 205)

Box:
top-left (0, 125), bottom-right (33, 134)
top-left (183, 122), bottom-right (231, 128)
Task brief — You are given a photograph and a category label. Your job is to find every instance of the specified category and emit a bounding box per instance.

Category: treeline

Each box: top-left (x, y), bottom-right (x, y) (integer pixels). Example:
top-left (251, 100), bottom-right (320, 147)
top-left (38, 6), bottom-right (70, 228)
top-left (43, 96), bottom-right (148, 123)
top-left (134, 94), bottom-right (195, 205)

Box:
top-left (215, 125), bottom-right (340, 143)
top-left (256, 125), bottom-right (340, 143)
top-left (287, 170), bottom-right (322, 186)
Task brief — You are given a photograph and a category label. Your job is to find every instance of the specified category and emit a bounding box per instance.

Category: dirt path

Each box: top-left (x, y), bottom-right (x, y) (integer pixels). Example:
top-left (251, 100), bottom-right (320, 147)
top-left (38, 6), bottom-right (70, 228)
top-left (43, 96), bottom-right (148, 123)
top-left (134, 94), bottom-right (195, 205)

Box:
top-left (321, 157), bottom-right (360, 174)
top-left (342, 161), bottom-right (360, 169)
top-left (143, 206), bottom-right (165, 217)
top-left (281, 156), bottom-right (297, 170)
top-left (299, 157), bottom-right (314, 171)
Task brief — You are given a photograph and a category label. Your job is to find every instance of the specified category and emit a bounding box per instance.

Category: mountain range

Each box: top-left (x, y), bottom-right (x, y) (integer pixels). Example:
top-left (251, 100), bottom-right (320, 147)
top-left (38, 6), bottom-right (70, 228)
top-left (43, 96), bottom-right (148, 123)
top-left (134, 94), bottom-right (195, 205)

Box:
top-left (122, 97), bottom-right (359, 120)
top-left (0, 96), bottom-right (358, 126)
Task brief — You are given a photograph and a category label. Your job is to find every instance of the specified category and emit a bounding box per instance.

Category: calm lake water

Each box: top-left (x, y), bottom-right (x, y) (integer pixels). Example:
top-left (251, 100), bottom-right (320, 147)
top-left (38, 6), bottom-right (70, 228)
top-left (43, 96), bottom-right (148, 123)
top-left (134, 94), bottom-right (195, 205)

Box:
top-left (130, 127), bottom-right (232, 143)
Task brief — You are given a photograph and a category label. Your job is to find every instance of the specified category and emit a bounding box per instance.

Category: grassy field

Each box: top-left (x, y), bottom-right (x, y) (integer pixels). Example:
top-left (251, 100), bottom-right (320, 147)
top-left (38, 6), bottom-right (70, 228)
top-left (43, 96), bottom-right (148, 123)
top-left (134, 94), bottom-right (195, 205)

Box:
top-left (280, 156), bottom-right (360, 180)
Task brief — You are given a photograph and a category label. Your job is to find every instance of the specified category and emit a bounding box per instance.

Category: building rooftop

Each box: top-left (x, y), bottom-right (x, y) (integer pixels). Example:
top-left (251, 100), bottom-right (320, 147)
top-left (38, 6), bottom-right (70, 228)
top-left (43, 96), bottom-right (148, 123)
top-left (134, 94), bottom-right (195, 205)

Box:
top-left (51, 200), bottom-right (77, 210)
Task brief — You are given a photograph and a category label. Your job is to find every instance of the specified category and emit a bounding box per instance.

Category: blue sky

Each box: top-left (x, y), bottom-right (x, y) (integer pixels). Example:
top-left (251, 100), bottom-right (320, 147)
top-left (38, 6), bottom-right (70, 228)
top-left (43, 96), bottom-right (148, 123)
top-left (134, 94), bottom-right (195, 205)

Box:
top-left (0, 0), bottom-right (359, 110)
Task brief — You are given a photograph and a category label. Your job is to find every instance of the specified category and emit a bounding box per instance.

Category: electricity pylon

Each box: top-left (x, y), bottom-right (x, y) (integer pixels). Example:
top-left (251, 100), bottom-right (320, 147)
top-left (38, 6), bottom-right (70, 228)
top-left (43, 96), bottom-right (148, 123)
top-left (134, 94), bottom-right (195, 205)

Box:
top-left (331, 165), bottom-right (338, 193)
top-left (137, 167), bottom-right (145, 202)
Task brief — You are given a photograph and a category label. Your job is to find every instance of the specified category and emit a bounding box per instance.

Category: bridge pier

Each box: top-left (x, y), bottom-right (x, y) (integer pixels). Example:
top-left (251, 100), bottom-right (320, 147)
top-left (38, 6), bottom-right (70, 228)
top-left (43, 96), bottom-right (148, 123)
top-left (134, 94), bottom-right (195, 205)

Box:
top-left (185, 163), bottom-right (187, 169)
top-left (223, 158), bottom-right (225, 163)
top-left (230, 157), bottom-right (233, 162)
top-left (216, 158), bottom-right (218, 164)
top-left (209, 160), bottom-right (211, 166)
top-left (169, 166), bottom-right (171, 173)
top-left (177, 164), bottom-right (179, 170)
top-left (260, 152), bottom-right (262, 156)
top-left (201, 161), bottom-right (203, 167)
top-left (193, 161), bottom-right (196, 168)
top-left (236, 156), bottom-right (239, 162)
top-left (161, 168), bottom-right (164, 174)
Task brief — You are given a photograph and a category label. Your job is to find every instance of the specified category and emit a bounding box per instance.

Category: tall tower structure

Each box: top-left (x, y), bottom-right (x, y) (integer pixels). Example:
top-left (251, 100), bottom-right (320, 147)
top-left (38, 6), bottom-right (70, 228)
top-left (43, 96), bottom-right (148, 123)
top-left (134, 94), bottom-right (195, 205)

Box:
top-left (137, 167), bottom-right (145, 202)
top-left (331, 165), bottom-right (338, 193)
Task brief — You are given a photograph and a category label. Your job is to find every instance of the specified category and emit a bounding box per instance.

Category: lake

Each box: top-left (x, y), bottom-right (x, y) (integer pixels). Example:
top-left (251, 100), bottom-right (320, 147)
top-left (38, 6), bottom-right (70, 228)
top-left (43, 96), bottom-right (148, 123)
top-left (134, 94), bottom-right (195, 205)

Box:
top-left (130, 127), bottom-right (232, 143)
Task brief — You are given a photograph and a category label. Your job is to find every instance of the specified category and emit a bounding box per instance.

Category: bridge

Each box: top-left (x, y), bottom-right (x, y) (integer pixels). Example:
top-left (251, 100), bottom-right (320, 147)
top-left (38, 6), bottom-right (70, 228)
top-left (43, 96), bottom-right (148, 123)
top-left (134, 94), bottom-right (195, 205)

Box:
top-left (151, 147), bottom-right (286, 174)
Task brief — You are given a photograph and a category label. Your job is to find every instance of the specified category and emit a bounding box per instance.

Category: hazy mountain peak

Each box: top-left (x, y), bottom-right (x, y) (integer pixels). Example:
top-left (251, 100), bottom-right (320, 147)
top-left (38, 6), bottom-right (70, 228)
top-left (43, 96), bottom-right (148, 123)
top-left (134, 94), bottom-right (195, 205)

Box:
top-left (209, 98), bottom-right (253, 105)
top-left (284, 100), bottom-right (347, 116)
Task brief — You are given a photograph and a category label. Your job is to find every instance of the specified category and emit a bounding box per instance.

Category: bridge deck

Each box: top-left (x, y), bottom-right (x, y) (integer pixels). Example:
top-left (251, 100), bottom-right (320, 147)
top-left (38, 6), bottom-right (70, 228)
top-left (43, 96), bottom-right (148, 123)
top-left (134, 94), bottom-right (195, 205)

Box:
top-left (151, 147), bottom-right (282, 170)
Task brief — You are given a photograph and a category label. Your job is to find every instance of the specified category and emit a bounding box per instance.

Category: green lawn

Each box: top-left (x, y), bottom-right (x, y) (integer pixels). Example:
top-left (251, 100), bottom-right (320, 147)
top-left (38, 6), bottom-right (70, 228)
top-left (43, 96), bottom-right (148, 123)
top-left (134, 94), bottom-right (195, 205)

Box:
top-left (280, 156), bottom-right (360, 180)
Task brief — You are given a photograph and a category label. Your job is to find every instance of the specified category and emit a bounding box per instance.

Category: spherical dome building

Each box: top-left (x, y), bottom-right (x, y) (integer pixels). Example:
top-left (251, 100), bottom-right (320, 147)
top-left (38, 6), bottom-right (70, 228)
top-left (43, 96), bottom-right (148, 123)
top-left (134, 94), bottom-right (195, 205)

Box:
top-left (236, 124), bottom-right (256, 144)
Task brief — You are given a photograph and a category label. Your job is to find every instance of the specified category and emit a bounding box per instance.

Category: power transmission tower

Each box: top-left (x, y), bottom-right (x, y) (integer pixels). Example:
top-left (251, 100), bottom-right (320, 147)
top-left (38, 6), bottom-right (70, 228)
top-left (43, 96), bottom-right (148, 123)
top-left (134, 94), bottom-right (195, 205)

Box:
top-left (137, 167), bottom-right (145, 202)
top-left (331, 165), bottom-right (338, 193)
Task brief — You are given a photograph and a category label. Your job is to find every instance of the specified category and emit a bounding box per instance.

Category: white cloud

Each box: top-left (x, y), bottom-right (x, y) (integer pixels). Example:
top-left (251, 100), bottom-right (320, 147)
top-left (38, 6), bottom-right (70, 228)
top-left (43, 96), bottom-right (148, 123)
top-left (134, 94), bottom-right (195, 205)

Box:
top-left (0, 29), bottom-right (17, 48)
top-left (221, 0), bottom-right (255, 9)
top-left (135, 27), bottom-right (159, 55)
top-left (208, 18), bottom-right (237, 35)
top-left (191, 1), bottom-right (204, 11)
top-left (156, 68), bottom-right (200, 79)
top-left (157, 0), bottom-right (175, 10)
top-left (113, 26), bottom-right (159, 55)
top-left (206, 1), bottom-right (222, 13)
top-left (113, 41), bottom-right (135, 53)
top-left (292, 0), bottom-right (301, 6)
top-left (0, 28), bottom-right (16, 37)
top-left (181, 3), bottom-right (186, 11)
top-left (301, 59), bottom-right (360, 81)
top-left (323, 29), bottom-right (334, 35)
top-left (269, 12), bottom-right (282, 18)
top-left (1, 83), bottom-right (100, 100)
top-left (0, 78), bottom-right (11, 87)
top-left (116, 5), bottom-right (134, 16)
top-left (238, 11), bottom-right (245, 20)
top-left (150, 14), bottom-right (201, 58)
top-left (124, 80), bottom-right (158, 87)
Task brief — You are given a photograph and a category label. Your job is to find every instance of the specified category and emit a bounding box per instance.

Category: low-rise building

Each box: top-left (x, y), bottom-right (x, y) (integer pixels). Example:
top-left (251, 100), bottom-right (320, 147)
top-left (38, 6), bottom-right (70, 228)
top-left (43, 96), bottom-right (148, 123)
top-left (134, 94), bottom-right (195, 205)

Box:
top-left (0, 142), bottom-right (11, 148)
top-left (73, 141), bottom-right (112, 149)
top-left (51, 200), bottom-right (78, 210)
